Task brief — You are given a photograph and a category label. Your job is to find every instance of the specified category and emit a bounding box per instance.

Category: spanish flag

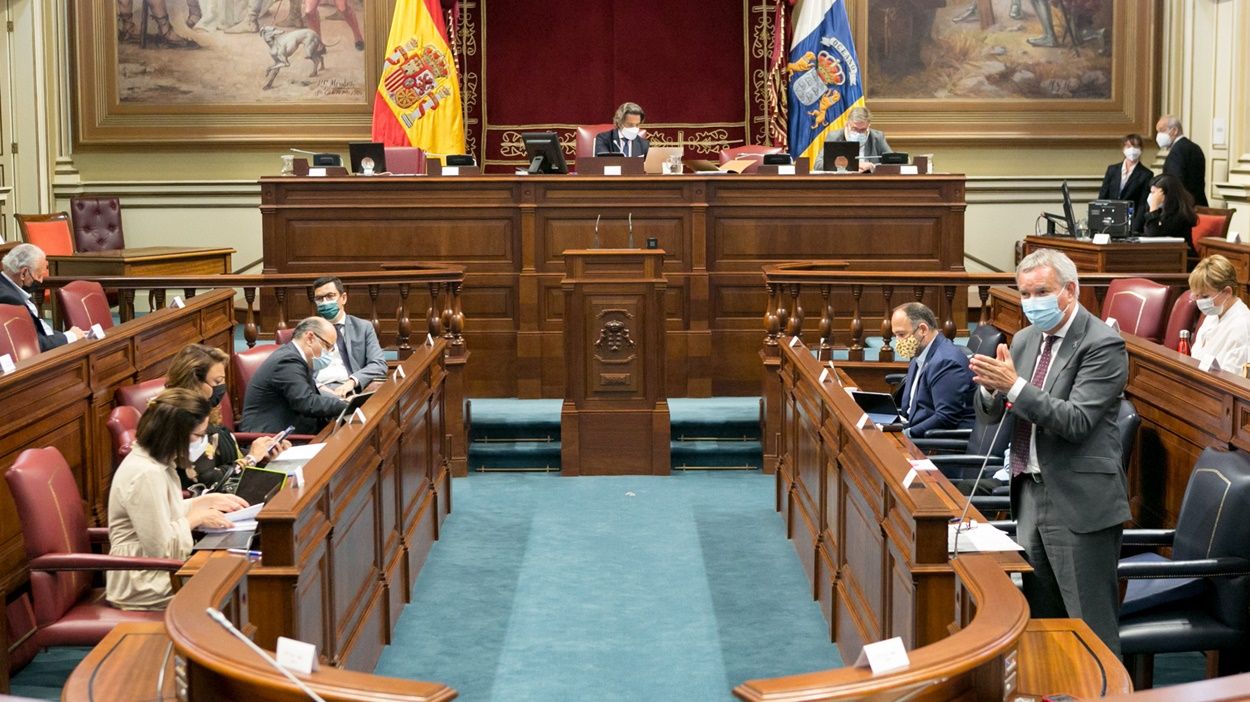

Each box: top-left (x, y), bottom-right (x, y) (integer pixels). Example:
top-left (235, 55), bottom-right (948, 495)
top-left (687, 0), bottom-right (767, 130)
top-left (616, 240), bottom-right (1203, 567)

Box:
top-left (371, 0), bottom-right (465, 154)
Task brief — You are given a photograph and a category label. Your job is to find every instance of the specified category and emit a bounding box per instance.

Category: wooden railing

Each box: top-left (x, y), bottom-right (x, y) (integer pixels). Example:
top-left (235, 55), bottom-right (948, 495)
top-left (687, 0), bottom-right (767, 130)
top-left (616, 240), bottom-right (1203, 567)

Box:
top-left (42, 266), bottom-right (466, 359)
top-left (762, 263), bottom-right (1192, 363)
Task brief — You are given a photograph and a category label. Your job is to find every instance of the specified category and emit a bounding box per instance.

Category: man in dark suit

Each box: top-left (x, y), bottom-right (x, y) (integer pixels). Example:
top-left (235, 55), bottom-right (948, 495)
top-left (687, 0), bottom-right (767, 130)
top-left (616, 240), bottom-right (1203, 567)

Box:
top-left (1097, 133), bottom-right (1153, 233)
top-left (311, 276), bottom-right (388, 397)
top-left (593, 102), bottom-right (650, 158)
top-left (0, 243), bottom-right (84, 352)
top-left (1156, 114), bottom-right (1208, 207)
top-left (890, 302), bottom-right (975, 438)
top-left (970, 248), bottom-right (1130, 655)
top-left (813, 105), bottom-right (891, 172)
top-left (241, 316), bottom-right (349, 434)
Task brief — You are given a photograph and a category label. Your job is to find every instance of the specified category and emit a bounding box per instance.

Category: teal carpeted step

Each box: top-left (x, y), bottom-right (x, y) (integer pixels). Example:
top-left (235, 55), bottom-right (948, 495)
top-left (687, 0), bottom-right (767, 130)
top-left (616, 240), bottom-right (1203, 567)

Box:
top-left (669, 397), bottom-right (760, 441)
top-left (671, 440), bottom-right (763, 469)
top-left (469, 440), bottom-right (562, 471)
top-left (8, 647), bottom-right (92, 700)
top-left (468, 398), bottom-right (562, 441)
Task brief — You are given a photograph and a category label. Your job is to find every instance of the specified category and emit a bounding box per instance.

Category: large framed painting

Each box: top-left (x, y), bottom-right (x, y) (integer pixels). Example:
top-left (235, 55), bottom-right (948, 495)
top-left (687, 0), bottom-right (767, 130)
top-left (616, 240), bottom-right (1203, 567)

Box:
top-left (854, 0), bottom-right (1160, 142)
top-left (73, 0), bottom-right (393, 144)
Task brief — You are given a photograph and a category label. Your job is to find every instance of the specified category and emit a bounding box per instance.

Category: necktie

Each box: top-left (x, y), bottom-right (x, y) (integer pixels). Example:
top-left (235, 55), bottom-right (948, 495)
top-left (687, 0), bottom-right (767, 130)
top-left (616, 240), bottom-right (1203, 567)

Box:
top-left (335, 323), bottom-right (353, 374)
top-left (623, 139), bottom-right (630, 157)
top-left (1009, 335), bottom-right (1057, 477)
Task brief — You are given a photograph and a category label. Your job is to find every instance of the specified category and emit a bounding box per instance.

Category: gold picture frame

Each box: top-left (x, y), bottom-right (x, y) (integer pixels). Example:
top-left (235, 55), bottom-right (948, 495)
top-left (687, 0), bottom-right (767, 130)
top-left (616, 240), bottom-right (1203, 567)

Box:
top-left (850, 0), bottom-right (1161, 143)
top-left (72, 0), bottom-right (393, 145)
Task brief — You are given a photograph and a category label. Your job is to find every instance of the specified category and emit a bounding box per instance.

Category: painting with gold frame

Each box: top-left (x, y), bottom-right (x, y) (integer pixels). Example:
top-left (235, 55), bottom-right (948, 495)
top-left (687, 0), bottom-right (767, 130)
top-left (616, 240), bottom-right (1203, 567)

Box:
top-left (851, 0), bottom-right (1160, 142)
top-left (73, 0), bottom-right (391, 145)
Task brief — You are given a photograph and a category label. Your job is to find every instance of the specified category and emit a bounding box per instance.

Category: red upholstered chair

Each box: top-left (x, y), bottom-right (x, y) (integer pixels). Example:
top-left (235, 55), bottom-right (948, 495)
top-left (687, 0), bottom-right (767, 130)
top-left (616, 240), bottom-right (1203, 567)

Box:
top-left (15, 212), bottom-right (74, 256)
top-left (575, 123), bottom-right (616, 160)
top-left (68, 196), bottom-right (126, 252)
top-left (1163, 290), bottom-right (1201, 351)
top-left (105, 405), bottom-right (142, 468)
top-left (274, 327), bottom-right (295, 345)
top-left (718, 145), bottom-right (784, 174)
top-left (384, 146), bottom-right (426, 175)
top-left (231, 344), bottom-right (315, 442)
top-left (0, 304), bottom-right (41, 362)
top-left (3, 447), bottom-right (181, 648)
top-left (115, 377), bottom-right (166, 413)
top-left (1100, 278), bottom-right (1171, 343)
top-left (1193, 206), bottom-right (1237, 249)
top-left (56, 280), bottom-right (113, 331)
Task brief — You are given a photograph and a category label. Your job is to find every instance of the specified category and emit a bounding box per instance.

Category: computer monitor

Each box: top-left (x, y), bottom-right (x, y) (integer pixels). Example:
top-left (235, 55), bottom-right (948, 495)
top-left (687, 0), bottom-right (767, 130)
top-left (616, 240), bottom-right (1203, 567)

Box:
top-left (1042, 181), bottom-right (1079, 236)
top-left (822, 141), bottom-right (860, 172)
top-left (521, 131), bottom-right (568, 174)
top-left (1088, 200), bottom-right (1132, 238)
top-left (348, 142), bottom-right (386, 174)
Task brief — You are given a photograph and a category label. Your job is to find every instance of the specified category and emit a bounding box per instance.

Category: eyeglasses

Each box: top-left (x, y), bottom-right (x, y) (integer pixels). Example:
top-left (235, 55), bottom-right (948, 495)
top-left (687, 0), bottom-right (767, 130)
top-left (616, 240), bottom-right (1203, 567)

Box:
top-left (312, 333), bottom-right (335, 352)
top-left (313, 292), bottom-right (340, 303)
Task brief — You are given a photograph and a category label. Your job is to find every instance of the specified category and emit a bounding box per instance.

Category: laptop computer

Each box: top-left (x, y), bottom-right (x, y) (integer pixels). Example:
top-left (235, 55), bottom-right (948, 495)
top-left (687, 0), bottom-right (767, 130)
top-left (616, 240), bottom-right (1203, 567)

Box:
top-left (850, 390), bottom-right (907, 426)
top-left (348, 142), bottom-right (387, 175)
top-left (643, 146), bottom-right (684, 175)
top-left (821, 141), bottom-right (861, 173)
top-left (332, 390), bottom-right (375, 426)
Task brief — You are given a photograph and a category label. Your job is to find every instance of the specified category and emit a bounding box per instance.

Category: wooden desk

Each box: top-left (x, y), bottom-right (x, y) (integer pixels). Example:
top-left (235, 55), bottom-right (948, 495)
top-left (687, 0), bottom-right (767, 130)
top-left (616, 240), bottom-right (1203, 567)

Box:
top-left (1016, 619), bottom-right (1133, 699)
top-left (62, 622), bottom-right (176, 701)
top-left (1023, 235), bottom-right (1188, 274)
top-left (260, 173), bottom-right (967, 398)
top-left (46, 246), bottom-right (234, 278)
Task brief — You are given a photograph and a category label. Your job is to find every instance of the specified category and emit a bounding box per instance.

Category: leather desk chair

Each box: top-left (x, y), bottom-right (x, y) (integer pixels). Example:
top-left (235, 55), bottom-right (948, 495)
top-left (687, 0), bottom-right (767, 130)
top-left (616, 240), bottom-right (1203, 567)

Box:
top-left (384, 146), bottom-right (426, 175)
top-left (3, 447), bottom-right (181, 649)
top-left (0, 304), bottom-right (41, 362)
top-left (575, 123), bottom-right (616, 160)
top-left (232, 345), bottom-right (315, 442)
top-left (15, 213), bottom-right (73, 257)
top-left (274, 327), bottom-right (295, 345)
top-left (116, 376), bottom-right (242, 435)
top-left (56, 280), bottom-right (113, 331)
top-left (68, 196), bottom-right (125, 252)
top-left (1100, 278), bottom-right (1170, 343)
top-left (1162, 290), bottom-right (1200, 351)
top-left (718, 145), bottom-right (784, 174)
top-left (105, 405), bottom-right (142, 469)
top-left (1118, 446), bottom-right (1250, 688)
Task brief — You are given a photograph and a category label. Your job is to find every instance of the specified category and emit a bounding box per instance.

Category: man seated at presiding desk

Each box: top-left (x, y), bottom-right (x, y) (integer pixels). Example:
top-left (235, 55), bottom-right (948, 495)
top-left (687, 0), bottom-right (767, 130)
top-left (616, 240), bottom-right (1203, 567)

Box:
top-left (241, 316), bottom-right (349, 435)
top-left (1189, 254), bottom-right (1250, 372)
top-left (890, 302), bottom-right (975, 438)
top-left (0, 243), bottom-right (85, 351)
top-left (593, 102), bottom-right (650, 158)
top-left (311, 276), bottom-right (387, 398)
top-left (812, 105), bottom-right (891, 173)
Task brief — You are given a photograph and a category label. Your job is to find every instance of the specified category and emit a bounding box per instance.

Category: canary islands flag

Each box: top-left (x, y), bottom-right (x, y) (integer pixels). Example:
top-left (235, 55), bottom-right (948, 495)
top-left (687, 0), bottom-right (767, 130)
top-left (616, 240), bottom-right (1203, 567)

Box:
top-left (787, 0), bottom-right (863, 167)
top-left (371, 0), bottom-right (465, 154)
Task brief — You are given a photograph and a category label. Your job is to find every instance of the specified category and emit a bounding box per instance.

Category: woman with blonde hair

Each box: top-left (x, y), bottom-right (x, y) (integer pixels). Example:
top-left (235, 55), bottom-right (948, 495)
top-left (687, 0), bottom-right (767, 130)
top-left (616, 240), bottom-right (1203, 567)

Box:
top-left (1188, 254), bottom-right (1250, 371)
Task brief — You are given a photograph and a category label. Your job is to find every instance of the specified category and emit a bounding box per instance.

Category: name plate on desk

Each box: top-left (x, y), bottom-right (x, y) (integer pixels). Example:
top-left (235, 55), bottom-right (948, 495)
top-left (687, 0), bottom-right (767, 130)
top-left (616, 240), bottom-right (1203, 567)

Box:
top-left (0, 354), bottom-right (15, 374)
top-left (604, 165), bottom-right (622, 176)
top-left (443, 166), bottom-right (460, 176)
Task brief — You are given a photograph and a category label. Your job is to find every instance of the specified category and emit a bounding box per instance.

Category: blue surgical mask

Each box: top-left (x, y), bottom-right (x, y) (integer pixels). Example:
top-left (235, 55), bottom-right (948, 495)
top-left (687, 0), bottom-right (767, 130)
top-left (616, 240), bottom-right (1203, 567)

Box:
top-left (312, 349), bottom-right (334, 372)
top-left (1021, 294), bottom-right (1065, 330)
top-left (316, 301), bottom-right (340, 321)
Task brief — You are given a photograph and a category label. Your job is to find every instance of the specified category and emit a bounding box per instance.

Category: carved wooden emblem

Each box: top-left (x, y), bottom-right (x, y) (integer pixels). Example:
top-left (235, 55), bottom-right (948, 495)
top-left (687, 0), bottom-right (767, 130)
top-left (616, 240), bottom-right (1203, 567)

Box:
top-left (594, 319), bottom-right (636, 354)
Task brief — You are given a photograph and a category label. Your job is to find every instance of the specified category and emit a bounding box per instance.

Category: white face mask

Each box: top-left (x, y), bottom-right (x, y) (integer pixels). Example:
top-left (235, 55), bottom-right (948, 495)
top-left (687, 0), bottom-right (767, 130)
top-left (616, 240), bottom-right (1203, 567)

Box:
top-left (1123, 147), bottom-right (1142, 162)
top-left (1196, 293), bottom-right (1224, 317)
top-left (1156, 131), bottom-right (1173, 149)
top-left (846, 128), bottom-right (868, 143)
top-left (620, 126), bottom-right (640, 140)
top-left (189, 435), bottom-right (208, 462)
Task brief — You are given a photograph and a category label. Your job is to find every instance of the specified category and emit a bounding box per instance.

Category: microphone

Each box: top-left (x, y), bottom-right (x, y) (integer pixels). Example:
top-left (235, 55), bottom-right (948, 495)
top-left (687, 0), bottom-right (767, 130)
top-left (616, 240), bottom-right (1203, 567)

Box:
top-left (627, 212), bottom-right (634, 248)
top-left (951, 400), bottom-right (1013, 559)
top-left (594, 214), bottom-right (601, 249)
top-left (207, 607), bottom-right (327, 702)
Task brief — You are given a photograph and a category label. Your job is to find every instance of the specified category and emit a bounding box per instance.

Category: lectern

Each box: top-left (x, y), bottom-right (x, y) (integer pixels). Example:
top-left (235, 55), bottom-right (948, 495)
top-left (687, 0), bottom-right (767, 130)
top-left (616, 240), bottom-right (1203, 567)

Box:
top-left (560, 249), bottom-right (670, 475)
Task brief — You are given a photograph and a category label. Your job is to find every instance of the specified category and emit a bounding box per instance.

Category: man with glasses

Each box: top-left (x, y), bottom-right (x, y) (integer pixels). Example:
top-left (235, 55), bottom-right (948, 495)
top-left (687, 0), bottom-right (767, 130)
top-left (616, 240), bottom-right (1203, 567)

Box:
top-left (311, 276), bottom-right (387, 398)
top-left (241, 316), bottom-right (349, 434)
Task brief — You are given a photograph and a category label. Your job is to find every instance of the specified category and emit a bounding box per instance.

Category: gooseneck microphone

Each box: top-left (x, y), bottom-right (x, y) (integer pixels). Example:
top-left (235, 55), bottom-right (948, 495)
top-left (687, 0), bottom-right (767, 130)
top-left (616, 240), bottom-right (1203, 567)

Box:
top-left (206, 607), bottom-right (327, 702)
top-left (628, 212), bottom-right (634, 248)
top-left (951, 397), bottom-right (1013, 559)
top-left (594, 214), bottom-right (601, 249)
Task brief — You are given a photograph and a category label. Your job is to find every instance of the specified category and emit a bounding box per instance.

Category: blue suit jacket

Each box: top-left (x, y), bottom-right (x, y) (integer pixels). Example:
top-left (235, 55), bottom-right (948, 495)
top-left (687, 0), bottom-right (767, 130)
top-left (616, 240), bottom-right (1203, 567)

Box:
top-left (899, 333), bottom-right (975, 437)
top-left (593, 129), bottom-right (649, 158)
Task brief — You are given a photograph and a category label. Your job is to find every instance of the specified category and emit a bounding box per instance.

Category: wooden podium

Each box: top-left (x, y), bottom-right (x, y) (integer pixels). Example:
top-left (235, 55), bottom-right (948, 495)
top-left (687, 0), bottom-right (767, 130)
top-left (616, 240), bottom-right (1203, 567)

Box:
top-left (560, 249), bottom-right (671, 475)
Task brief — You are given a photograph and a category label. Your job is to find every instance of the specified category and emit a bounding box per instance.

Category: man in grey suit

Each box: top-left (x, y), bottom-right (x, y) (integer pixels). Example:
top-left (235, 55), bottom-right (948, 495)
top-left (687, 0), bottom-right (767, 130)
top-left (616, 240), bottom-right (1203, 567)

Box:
top-left (969, 248), bottom-right (1129, 655)
top-left (312, 276), bottom-right (388, 397)
top-left (813, 105), bottom-right (892, 172)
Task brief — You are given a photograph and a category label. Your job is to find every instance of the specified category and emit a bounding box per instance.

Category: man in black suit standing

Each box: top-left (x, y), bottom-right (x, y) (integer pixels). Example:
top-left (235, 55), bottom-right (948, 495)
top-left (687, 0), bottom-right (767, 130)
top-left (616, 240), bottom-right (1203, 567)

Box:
top-left (0, 243), bottom-right (84, 352)
top-left (241, 316), bottom-right (349, 435)
top-left (593, 102), bottom-right (650, 158)
top-left (1097, 133), bottom-right (1153, 233)
top-left (1156, 114), bottom-right (1208, 207)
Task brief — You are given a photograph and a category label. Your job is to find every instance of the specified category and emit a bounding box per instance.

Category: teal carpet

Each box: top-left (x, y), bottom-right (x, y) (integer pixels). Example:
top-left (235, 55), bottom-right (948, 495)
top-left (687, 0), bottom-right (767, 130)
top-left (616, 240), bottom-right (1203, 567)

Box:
top-left (8, 647), bottom-right (91, 700)
top-left (375, 472), bottom-right (840, 701)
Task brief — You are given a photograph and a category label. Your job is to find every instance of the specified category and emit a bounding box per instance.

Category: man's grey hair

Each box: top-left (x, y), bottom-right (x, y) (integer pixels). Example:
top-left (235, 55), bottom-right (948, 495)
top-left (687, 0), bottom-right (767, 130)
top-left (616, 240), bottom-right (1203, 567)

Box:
top-left (613, 102), bottom-right (645, 128)
top-left (1017, 248), bottom-right (1080, 291)
top-left (894, 301), bottom-right (936, 330)
top-left (848, 106), bottom-right (872, 123)
top-left (1159, 114), bottom-right (1183, 133)
top-left (291, 316), bottom-right (332, 340)
top-left (1, 243), bottom-right (46, 275)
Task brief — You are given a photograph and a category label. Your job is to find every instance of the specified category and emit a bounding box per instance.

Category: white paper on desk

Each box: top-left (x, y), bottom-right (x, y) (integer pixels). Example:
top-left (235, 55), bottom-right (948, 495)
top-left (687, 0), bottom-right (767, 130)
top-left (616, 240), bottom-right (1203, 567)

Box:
top-left (201, 520), bottom-right (257, 534)
top-left (226, 503), bottom-right (264, 523)
top-left (854, 637), bottom-right (910, 674)
top-left (0, 354), bottom-right (15, 374)
top-left (947, 521), bottom-right (1024, 553)
top-left (274, 443), bottom-right (326, 462)
top-left (1143, 236), bottom-right (1185, 243)
top-left (902, 459), bottom-right (939, 489)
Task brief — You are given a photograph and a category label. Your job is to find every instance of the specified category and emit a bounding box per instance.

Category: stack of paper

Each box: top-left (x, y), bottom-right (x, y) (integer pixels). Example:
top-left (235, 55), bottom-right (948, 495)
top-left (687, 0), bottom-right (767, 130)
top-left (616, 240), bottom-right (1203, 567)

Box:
top-left (947, 521), bottom-right (1024, 553)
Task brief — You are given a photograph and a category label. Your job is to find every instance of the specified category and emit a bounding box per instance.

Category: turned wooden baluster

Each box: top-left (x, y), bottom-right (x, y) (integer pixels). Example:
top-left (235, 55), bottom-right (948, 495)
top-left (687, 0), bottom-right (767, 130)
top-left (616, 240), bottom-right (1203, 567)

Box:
top-left (818, 284), bottom-right (835, 360)
top-left (243, 287), bottom-right (258, 348)
top-left (849, 284), bottom-right (864, 361)
top-left (396, 282), bottom-right (412, 357)
top-left (153, 288), bottom-right (167, 309)
top-left (879, 285), bottom-right (895, 362)
top-left (943, 285), bottom-right (957, 339)
top-left (120, 289), bottom-right (136, 323)
top-left (274, 287), bottom-right (290, 336)
top-left (184, 287), bottom-right (197, 299)
top-left (367, 284), bottom-right (381, 340)
top-left (978, 285), bottom-right (992, 325)
top-left (786, 284), bottom-right (803, 341)
top-left (763, 282), bottom-right (781, 349)
top-left (775, 285), bottom-right (790, 346)
top-left (448, 281), bottom-right (465, 353)
top-left (427, 282), bottom-right (442, 341)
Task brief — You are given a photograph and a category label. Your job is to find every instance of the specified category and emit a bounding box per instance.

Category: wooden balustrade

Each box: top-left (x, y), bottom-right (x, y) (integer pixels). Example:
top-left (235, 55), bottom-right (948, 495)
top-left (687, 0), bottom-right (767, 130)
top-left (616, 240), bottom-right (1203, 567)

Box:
top-left (40, 266), bottom-right (465, 359)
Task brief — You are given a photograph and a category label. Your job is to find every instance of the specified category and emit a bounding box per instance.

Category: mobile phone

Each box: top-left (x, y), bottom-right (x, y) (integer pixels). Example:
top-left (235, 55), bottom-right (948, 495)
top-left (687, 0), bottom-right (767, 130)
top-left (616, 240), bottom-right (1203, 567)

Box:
top-left (269, 425), bottom-right (296, 450)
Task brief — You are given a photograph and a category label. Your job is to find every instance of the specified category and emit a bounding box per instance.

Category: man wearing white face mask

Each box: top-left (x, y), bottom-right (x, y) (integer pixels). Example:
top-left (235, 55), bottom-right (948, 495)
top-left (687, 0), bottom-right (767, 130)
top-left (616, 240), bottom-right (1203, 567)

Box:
top-left (241, 316), bottom-right (349, 434)
top-left (1156, 114), bottom-right (1208, 207)
top-left (812, 105), bottom-right (891, 172)
top-left (969, 248), bottom-right (1129, 656)
top-left (594, 102), bottom-right (650, 158)
top-left (1097, 133), bottom-right (1153, 233)
top-left (1188, 255), bottom-right (1250, 371)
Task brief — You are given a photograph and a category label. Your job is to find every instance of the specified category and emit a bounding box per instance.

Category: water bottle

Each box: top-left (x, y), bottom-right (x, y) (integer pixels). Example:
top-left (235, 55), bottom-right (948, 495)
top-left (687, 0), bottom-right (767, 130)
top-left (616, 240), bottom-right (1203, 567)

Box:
top-left (1177, 329), bottom-right (1191, 356)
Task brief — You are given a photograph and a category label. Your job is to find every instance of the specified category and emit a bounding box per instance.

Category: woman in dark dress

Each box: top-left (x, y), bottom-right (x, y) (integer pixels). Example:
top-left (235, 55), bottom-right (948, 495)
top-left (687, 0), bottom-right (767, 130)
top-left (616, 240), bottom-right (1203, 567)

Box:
top-left (1141, 173), bottom-right (1198, 251)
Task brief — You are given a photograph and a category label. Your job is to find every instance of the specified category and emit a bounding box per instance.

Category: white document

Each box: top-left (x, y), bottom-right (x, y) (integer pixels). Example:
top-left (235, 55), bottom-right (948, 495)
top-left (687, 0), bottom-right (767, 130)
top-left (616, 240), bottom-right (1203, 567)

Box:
top-left (274, 443), bottom-right (326, 462)
top-left (201, 519), bottom-right (257, 534)
top-left (854, 637), bottom-right (910, 674)
top-left (1143, 236), bottom-right (1185, 243)
top-left (226, 503), bottom-right (264, 523)
top-left (947, 521), bottom-right (1024, 553)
